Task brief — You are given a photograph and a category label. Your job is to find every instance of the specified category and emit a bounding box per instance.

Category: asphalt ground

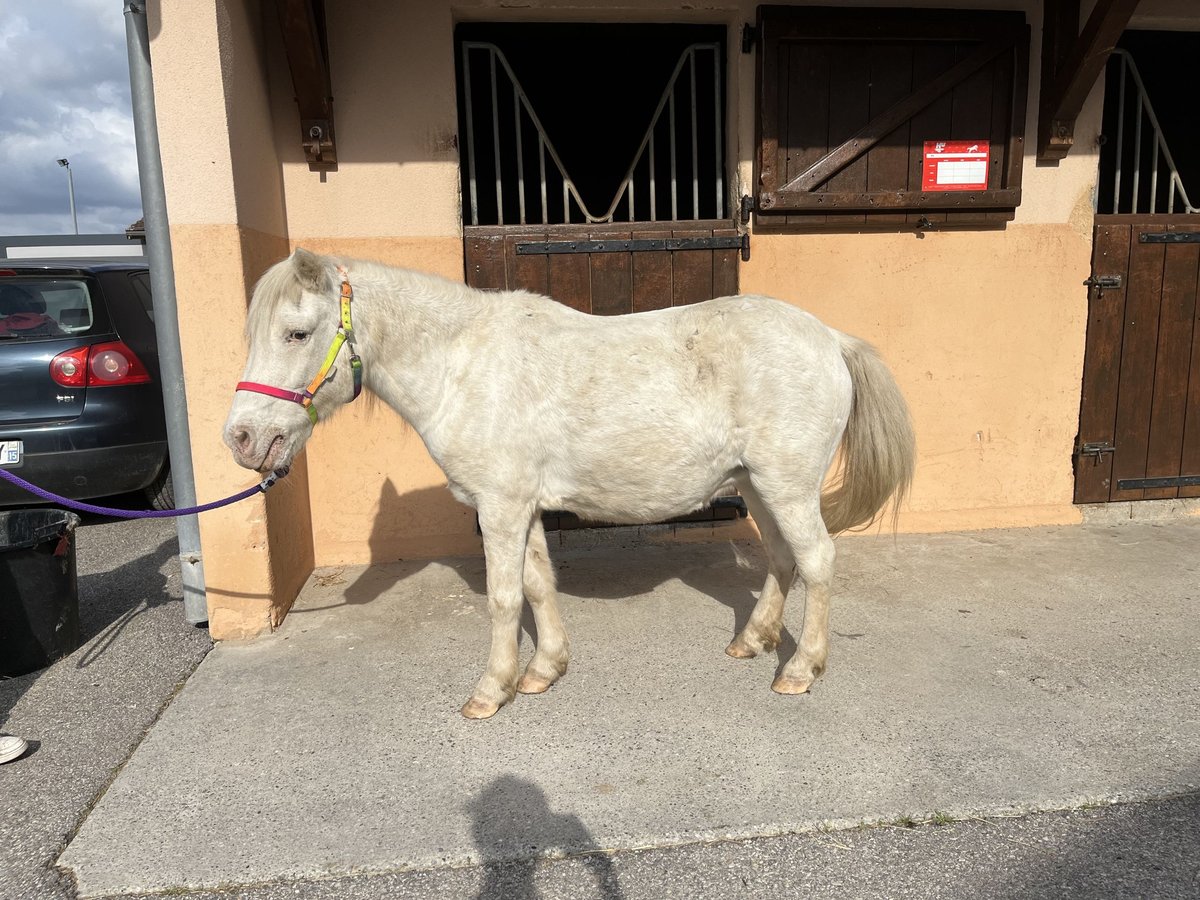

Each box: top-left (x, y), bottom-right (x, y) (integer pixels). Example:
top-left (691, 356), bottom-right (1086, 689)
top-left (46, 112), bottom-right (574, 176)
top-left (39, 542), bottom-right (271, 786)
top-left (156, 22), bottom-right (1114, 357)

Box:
top-left (80, 792), bottom-right (1200, 899)
top-left (0, 507), bottom-right (210, 900)
top-left (2, 511), bottom-right (1197, 899)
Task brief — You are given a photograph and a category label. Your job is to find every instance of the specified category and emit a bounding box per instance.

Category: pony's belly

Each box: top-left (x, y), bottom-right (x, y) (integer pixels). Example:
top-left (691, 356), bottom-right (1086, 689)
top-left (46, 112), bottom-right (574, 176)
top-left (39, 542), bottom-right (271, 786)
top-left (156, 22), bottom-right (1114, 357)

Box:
top-left (543, 465), bottom-right (739, 524)
top-left (555, 495), bottom-right (710, 525)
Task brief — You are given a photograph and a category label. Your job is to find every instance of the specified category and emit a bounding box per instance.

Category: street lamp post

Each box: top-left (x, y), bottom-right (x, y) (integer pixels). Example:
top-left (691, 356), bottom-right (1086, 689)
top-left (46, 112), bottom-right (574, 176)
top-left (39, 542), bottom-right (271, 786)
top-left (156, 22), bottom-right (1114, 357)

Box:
top-left (56, 158), bottom-right (78, 234)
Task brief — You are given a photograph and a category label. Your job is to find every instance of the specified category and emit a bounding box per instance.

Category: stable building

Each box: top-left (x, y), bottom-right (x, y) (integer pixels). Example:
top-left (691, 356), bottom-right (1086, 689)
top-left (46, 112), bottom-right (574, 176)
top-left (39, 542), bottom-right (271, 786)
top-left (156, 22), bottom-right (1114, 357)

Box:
top-left (145, 0), bottom-right (1200, 638)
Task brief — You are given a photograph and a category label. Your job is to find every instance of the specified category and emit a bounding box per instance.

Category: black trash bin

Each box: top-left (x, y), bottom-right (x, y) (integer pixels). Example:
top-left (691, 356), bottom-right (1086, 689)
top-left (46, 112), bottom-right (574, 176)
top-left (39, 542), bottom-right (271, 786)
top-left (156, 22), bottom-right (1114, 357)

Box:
top-left (0, 509), bottom-right (82, 677)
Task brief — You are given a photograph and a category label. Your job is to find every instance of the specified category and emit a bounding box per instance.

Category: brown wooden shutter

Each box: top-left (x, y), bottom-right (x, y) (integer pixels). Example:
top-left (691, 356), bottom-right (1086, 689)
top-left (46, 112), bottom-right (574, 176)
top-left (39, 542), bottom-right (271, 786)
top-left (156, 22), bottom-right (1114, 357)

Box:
top-left (754, 6), bottom-right (1030, 228)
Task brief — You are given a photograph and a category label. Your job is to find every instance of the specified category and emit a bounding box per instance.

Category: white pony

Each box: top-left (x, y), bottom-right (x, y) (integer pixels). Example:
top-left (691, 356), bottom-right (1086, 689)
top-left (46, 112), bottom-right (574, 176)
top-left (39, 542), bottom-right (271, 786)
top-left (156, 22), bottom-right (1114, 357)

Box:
top-left (225, 248), bottom-right (915, 719)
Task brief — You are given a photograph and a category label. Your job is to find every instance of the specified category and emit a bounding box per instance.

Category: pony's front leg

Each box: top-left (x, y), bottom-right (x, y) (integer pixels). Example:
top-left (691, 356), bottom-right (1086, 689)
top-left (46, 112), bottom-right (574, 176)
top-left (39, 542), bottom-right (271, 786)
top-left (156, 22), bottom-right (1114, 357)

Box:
top-left (517, 517), bottom-right (569, 694)
top-left (462, 506), bottom-right (533, 720)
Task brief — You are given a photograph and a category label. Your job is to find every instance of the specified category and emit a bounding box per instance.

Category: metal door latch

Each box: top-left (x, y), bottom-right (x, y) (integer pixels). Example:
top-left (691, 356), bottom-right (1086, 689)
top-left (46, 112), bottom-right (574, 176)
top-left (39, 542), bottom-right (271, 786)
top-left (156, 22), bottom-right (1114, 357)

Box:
top-left (1083, 274), bottom-right (1121, 298)
top-left (1078, 442), bottom-right (1115, 463)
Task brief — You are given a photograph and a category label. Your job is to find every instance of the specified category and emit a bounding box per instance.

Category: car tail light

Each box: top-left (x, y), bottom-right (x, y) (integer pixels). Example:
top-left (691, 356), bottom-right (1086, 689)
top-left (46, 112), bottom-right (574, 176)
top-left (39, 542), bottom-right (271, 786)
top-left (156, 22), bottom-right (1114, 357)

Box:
top-left (50, 347), bottom-right (89, 387)
top-left (50, 342), bottom-right (152, 388)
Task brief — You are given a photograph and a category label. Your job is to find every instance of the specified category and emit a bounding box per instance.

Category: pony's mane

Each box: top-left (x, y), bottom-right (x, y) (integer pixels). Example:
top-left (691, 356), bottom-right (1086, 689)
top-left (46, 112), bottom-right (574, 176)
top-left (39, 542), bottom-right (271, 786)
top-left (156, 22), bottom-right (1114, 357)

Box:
top-left (245, 255), bottom-right (305, 338)
top-left (246, 251), bottom-right (480, 340)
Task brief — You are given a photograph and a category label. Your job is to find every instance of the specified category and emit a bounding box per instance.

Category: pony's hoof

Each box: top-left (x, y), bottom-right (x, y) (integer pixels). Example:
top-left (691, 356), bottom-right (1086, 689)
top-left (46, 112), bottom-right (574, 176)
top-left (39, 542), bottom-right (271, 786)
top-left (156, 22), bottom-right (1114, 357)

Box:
top-left (771, 674), bottom-right (814, 695)
top-left (727, 632), bottom-right (778, 659)
top-left (517, 673), bottom-right (553, 694)
top-left (725, 639), bottom-right (758, 659)
top-left (461, 697), bottom-right (502, 719)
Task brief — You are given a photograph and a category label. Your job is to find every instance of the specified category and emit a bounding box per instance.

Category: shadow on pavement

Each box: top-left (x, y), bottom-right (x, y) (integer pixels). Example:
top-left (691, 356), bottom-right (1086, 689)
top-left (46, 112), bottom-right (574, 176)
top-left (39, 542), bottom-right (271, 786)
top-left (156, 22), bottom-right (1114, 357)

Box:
top-left (329, 479), bottom-right (797, 672)
top-left (1, 499), bottom-right (180, 739)
top-left (469, 775), bottom-right (624, 900)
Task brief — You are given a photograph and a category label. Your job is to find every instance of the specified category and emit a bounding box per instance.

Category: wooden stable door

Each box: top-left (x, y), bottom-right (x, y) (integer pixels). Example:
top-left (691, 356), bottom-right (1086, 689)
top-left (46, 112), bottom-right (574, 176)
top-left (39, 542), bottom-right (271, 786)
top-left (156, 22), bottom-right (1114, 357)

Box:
top-left (1075, 218), bottom-right (1200, 502)
top-left (463, 221), bottom-right (741, 312)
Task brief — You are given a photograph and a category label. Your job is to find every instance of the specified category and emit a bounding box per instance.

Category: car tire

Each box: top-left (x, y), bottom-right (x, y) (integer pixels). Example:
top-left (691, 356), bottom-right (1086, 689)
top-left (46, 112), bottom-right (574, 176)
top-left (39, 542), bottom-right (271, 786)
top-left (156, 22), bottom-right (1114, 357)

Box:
top-left (144, 466), bottom-right (174, 511)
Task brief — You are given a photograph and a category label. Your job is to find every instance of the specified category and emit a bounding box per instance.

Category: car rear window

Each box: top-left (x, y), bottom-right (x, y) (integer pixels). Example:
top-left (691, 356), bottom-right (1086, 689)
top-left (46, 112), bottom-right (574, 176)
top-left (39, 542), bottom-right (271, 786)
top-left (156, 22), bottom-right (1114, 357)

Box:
top-left (130, 271), bottom-right (155, 321)
top-left (0, 278), bottom-right (104, 342)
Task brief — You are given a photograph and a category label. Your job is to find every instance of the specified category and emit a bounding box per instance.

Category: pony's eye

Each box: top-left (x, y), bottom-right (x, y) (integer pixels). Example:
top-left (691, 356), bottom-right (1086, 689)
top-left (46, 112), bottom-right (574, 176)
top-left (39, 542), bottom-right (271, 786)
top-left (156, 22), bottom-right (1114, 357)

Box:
top-left (288, 330), bottom-right (310, 343)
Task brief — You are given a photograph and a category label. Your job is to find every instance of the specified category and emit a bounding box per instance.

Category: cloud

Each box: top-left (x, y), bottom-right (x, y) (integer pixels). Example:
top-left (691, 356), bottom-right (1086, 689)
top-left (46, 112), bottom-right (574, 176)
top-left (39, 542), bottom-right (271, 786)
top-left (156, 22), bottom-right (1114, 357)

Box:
top-left (0, 1), bottom-right (142, 235)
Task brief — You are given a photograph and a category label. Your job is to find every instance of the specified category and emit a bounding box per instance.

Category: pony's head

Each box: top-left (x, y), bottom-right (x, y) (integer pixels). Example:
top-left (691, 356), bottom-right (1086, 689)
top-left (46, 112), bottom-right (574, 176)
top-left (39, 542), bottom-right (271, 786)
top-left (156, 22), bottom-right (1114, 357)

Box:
top-left (224, 248), bottom-right (361, 473)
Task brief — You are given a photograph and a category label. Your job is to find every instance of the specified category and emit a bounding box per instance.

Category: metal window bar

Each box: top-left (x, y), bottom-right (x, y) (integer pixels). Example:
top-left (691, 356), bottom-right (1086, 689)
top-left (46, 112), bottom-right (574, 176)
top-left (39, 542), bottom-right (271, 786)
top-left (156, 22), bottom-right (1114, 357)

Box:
top-left (669, 90), bottom-right (678, 220)
top-left (460, 41), bottom-right (725, 225)
top-left (513, 85), bottom-right (525, 224)
top-left (489, 52), bottom-right (503, 223)
top-left (713, 45), bottom-right (724, 219)
top-left (690, 49), bottom-right (699, 218)
top-left (463, 49), bottom-right (479, 225)
top-left (538, 134), bottom-right (547, 225)
top-left (1108, 50), bottom-right (1197, 215)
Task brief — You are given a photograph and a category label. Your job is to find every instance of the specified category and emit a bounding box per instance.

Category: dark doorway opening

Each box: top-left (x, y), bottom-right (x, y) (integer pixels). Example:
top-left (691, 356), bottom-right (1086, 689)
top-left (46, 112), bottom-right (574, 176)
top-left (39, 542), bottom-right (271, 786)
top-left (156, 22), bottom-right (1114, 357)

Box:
top-left (455, 23), bottom-right (728, 226)
top-left (1097, 31), bottom-right (1200, 215)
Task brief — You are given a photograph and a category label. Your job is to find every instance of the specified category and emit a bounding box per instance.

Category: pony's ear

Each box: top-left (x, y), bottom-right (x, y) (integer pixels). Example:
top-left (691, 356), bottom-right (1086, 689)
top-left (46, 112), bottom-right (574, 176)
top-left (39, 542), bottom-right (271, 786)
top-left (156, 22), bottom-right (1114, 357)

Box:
top-left (291, 247), bottom-right (332, 293)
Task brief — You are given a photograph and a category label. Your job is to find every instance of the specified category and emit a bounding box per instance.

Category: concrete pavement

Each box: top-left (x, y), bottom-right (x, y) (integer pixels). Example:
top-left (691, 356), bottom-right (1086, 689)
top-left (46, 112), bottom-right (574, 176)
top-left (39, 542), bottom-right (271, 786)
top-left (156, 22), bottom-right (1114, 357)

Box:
top-left (57, 518), bottom-right (1200, 897)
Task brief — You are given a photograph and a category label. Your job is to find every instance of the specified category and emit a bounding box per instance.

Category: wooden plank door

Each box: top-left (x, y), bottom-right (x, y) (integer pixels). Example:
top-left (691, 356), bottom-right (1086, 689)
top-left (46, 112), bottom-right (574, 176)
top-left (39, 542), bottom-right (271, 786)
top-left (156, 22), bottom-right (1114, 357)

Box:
top-left (1075, 217), bottom-right (1200, 502)
top-left (463, 220), bottom-right (740, 312)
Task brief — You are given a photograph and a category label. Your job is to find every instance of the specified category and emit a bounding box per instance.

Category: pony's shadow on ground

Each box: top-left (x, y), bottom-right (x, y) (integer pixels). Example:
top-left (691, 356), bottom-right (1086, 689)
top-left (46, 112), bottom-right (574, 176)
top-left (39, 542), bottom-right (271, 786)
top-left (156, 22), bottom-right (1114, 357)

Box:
top-left (469, 775), bottom-right (624, 900)
top-left (329, 480), bottom-right (797, 675)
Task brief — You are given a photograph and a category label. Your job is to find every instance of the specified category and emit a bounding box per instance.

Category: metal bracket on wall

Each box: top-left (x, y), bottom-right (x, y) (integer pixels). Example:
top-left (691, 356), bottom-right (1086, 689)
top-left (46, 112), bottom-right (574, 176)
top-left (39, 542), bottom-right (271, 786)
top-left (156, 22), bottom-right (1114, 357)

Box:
top-left (1037, 0), bottom-right (1141, 161)
top-left (278, 0), bottom-right (337, 170)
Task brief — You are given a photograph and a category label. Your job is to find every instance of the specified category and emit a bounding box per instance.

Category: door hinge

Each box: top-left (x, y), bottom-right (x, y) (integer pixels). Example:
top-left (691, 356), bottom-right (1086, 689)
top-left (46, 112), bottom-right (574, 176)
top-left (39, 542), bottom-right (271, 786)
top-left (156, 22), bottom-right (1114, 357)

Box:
top-left (1118, 475), bottom-right (1200, 490)
top-left (742, 24), bottom-right (757, 54)
top-left (515, 236), bottom-right (745, 255)
top-left (1140, 232), bottom-right (1200, 243)
top-left (1077, 441), bottom-right (1115, 463)
top-left (1082, 274), bottom-right (1121, 298)
top-left (740, 194), bottom-right (756, 224)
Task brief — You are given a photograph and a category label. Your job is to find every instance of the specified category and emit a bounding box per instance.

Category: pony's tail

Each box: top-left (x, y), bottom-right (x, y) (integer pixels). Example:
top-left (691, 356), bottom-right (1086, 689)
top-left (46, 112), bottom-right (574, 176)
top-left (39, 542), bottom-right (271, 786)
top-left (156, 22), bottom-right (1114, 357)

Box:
top-left (821, 334), bottom-right (916, 535)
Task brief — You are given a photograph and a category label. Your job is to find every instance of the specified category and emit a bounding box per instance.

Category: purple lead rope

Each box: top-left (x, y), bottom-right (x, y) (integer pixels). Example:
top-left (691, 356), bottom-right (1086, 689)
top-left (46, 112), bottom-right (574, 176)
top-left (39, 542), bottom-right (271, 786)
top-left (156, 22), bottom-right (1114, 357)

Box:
top-left (0, 466), bottom-right (288, 519)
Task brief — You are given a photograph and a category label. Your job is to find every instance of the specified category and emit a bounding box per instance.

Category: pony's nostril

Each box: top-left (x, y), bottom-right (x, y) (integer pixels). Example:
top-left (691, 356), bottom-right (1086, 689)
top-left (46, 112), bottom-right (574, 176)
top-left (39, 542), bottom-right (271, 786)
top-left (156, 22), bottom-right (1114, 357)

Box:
top-left (229, 427), bottom-right (254, 455)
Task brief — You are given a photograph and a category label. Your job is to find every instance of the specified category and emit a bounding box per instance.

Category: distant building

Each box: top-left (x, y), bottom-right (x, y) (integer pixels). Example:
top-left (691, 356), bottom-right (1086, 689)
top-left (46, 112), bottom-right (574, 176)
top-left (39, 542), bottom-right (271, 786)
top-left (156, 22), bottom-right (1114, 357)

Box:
top-left (1, 232), bottom-right (145, 260)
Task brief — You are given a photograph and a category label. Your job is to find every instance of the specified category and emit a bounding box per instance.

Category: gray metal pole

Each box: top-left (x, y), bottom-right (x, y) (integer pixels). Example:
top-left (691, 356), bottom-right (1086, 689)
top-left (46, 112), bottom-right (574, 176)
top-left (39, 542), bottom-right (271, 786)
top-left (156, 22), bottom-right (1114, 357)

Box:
top-left (123, 1), bottom-right (208, 625)
top-left (66, 167), bottom-right (78, 234)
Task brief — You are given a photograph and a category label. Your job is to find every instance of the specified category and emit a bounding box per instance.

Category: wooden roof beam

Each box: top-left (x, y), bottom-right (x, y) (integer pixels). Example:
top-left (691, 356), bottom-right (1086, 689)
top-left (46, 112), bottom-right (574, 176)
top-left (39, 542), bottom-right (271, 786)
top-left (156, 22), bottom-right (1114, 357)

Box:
top-left (1037, 0), bottom-right (1141, 162)
top-left (277, 0), bottom-right (336, 170)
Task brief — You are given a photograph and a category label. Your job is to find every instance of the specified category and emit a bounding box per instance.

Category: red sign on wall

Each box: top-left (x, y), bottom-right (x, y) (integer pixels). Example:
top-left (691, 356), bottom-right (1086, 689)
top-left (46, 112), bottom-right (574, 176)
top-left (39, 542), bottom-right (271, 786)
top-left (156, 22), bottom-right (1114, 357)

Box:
top-left (922, 141), bottom-right (990, 191)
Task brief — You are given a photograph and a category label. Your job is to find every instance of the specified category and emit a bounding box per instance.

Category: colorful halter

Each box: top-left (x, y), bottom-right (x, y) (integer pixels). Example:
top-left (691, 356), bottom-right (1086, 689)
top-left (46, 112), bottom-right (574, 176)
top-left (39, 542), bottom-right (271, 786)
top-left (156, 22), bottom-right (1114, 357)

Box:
top-left (235, 265), bottom-right (363, 424)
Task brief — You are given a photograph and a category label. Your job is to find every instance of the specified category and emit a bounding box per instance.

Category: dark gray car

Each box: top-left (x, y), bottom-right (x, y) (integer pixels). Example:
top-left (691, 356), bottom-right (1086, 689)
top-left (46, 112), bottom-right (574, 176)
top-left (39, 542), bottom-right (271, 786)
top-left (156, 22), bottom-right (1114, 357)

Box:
top-left (0, 259), bottom-right (171, 509)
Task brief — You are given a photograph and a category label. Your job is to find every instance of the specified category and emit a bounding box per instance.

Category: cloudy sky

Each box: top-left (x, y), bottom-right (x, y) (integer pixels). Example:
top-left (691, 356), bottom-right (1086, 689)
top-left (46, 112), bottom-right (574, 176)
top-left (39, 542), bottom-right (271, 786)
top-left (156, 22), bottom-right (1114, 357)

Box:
top-left (0, 0), bottom-right (142, 235)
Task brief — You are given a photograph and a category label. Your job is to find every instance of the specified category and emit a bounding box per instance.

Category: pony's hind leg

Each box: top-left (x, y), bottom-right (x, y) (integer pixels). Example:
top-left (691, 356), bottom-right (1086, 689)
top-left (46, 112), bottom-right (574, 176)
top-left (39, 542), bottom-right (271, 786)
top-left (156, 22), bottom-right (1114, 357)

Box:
top-left (517, 517), bottom-right (569, 694)
top-left (462, 503), bottom-right (535, 719)
top-left (726, 480), bottom-right (795, 659)
top-left (769, 502), bottom-right (836, 695)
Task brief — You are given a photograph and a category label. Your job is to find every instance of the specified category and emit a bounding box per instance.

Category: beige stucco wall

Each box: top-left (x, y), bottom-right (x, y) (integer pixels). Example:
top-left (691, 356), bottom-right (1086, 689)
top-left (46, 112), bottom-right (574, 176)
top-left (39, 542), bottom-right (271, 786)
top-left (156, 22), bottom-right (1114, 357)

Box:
top-left (151, 1), bottom-right (313, 637)
top-left (151, 0), bottom-right (1195, 636)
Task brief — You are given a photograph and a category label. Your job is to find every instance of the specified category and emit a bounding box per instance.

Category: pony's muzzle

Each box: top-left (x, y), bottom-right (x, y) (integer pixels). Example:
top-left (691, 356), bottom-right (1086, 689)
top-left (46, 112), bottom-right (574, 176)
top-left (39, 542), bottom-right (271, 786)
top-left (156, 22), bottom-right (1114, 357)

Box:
top-left (224, 422), bottom-right (285, 472)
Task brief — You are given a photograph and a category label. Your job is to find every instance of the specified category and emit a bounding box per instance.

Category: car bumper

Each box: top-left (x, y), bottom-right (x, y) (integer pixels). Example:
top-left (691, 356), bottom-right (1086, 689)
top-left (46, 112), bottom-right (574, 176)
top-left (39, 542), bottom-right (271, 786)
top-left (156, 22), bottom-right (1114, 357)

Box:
top-left (0, 442), bottom-right (168, 508)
